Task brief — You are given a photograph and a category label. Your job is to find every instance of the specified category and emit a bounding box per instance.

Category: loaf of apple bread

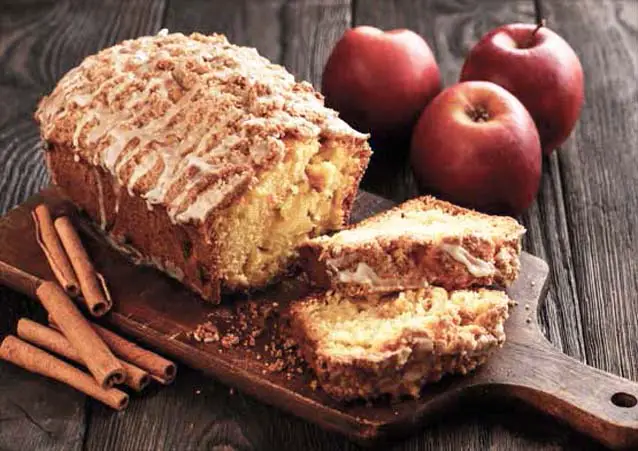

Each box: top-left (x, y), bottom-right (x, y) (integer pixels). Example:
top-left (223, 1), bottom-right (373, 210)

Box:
top-left (290, 286), bottom-right (510, 400)
top-left (299, 196), bottom-right (524, 295)
top-left (35, 31), bottom-right (371, 303)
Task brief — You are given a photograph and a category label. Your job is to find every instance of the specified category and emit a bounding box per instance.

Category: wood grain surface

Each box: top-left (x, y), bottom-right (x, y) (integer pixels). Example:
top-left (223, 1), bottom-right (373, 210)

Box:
top-left (0, 0), bottom-right (636, 450)
top-left (1, 189), bottom-right (637, 448)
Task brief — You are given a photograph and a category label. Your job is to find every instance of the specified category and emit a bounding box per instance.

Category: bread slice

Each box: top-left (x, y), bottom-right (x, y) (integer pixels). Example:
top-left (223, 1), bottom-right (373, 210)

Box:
top-left (298, 196), bottom-right (525, 295)
top-left (290, 286), bottom-right (510, 401)
top-left (35, 32), bottom-right (371, 303)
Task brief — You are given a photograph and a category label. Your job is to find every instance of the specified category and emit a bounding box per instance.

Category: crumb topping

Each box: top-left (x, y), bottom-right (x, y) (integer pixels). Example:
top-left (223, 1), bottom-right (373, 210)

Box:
top-left (323, 207), bottom-right (525, 245)
top-left (35, 31), bottom-right (368, 225)
top-left (188, 298), bottom-right (306, 379)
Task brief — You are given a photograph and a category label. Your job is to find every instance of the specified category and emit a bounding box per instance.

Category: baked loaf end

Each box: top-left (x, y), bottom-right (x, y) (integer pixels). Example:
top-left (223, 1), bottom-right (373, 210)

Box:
top-left (299, 196), bottom-right (525, 295)
top-left (290, 287), bottom-right (510, 401)
top-left (36, 31), bottom-right (371, 302)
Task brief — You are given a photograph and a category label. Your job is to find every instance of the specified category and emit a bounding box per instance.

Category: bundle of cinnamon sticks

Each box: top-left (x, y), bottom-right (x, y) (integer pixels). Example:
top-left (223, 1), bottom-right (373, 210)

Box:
top-left (32, 204), bottom-right (111, 317)
top-left (0, 204), bottom-right (177, 411)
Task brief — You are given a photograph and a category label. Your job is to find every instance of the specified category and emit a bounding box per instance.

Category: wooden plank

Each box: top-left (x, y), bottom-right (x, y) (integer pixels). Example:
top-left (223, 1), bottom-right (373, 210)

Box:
top-left (81, 2), bottom-right (285, 449)
top-left (0, 287), bottom-right (85, 451)
top-left (350, 0), bottom-right (621, 449)
top-left (281, 0), bottom-right (352, 88)
top-left (0, 357), bottom-right (86, 451)
top-left (541, 0), bottom-right (638, 380)
top-left (83, 368), bottom-right (261, 450)
top-left (84, 4), bottom-right (358, 450)
top-left (0, 0), bottom-right (167, 214)
top-left (0, 1), bottom-right (166, 450)
top-left (260, 4), bottom-right (356, 448)
top-left (164, 0), bottom-right (284, 63)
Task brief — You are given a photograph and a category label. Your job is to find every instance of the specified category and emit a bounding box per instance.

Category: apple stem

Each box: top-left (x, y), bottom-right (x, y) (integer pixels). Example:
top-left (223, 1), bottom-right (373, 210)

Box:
top-left (532, 19), bottom-right (546, 36)
top-left (534, 0), bottom-right (545, 26)
top-left (525, 18), bottom-right (546, 48)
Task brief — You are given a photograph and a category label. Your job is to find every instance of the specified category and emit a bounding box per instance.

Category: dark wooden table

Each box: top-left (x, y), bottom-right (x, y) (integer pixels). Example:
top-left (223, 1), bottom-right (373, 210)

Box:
top-left (1, 1), bottom-right (636, 450)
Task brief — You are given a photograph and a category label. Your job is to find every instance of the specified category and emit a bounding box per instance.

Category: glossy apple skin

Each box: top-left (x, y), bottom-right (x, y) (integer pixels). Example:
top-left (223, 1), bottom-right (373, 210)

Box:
top-left (410, 81), bottom-right (542, 215)
top-left (322, 26), bottom-right (441, 138)
top-left (460, 23), bottom-right (584, 154)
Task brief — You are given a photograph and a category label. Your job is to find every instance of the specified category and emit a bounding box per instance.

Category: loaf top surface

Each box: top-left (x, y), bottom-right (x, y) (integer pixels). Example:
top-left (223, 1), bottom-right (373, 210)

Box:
top-left (306, 196), bottom-right (526, 247)
top-left (35, 31), bottom-right (368, 225)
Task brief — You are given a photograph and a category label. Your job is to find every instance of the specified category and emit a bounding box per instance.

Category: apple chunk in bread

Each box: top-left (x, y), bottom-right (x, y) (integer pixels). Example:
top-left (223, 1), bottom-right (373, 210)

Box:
top-left (213, 136), bottom-right (371, 290)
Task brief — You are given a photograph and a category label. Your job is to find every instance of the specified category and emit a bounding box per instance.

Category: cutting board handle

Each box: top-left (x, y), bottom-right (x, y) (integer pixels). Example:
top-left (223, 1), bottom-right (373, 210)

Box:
top-left (498, 338), bottom-right (638, 450)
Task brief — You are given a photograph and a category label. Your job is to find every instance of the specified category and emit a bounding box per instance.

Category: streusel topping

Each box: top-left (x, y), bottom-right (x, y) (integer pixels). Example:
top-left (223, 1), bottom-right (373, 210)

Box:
top-left (35, 31), bottom-right (368, 225)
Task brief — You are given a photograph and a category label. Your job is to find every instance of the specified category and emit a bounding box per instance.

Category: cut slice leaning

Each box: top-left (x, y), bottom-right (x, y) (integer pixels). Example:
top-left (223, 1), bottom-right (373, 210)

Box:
top-left (298, 196), bottom-right (525, 295)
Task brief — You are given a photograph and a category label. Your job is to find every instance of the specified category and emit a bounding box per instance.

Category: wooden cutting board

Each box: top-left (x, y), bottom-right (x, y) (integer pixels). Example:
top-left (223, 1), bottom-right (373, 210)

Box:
top-left (0, 187), bottom-right (636, 449)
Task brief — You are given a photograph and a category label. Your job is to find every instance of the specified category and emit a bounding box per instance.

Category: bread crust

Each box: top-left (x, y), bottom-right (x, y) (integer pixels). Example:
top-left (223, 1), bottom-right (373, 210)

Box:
top-left (299, 196), bottom-right (525, 296)
top-left (46, 145), bottom-right (223, 301)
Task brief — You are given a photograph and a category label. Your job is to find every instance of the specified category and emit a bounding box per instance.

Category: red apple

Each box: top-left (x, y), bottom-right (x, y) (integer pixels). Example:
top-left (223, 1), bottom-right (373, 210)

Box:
top-left (410, 81), bottom-right (541, 215)
top-left (460, 23), bottom-right (584, 154)
top-left (322, 26), bottom-right (441, 138)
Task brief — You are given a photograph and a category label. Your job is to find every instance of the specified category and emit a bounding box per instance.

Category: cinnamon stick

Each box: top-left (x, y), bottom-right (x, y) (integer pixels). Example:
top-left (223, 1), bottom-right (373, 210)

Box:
top-left (17, 318), bottom-right (150, 392)
top-left (49, 317), bottom-right (176, 384)
top-left (93, 324), bottom-right (177, 384)
top-left (36, 281), bottom-right (125, 388)
top-left (32, 205), bottom-right (79, 297)
top-left (0, 336), bottom-right (128, 411)
top-left (54, 216), bottom-right (112, 317)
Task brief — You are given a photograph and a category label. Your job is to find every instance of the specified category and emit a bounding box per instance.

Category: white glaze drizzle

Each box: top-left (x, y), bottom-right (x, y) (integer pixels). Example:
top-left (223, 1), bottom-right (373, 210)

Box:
top-left (336, 262), bottom-right (385, 286)
top-left (440, 244), bottom-right (496, 278)
top-left (113, 180), bottom-right (122, 215)
top-left (36, 31), bottom-right (368, 226)
top-left (93, 167), bottom-right (107, 230)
